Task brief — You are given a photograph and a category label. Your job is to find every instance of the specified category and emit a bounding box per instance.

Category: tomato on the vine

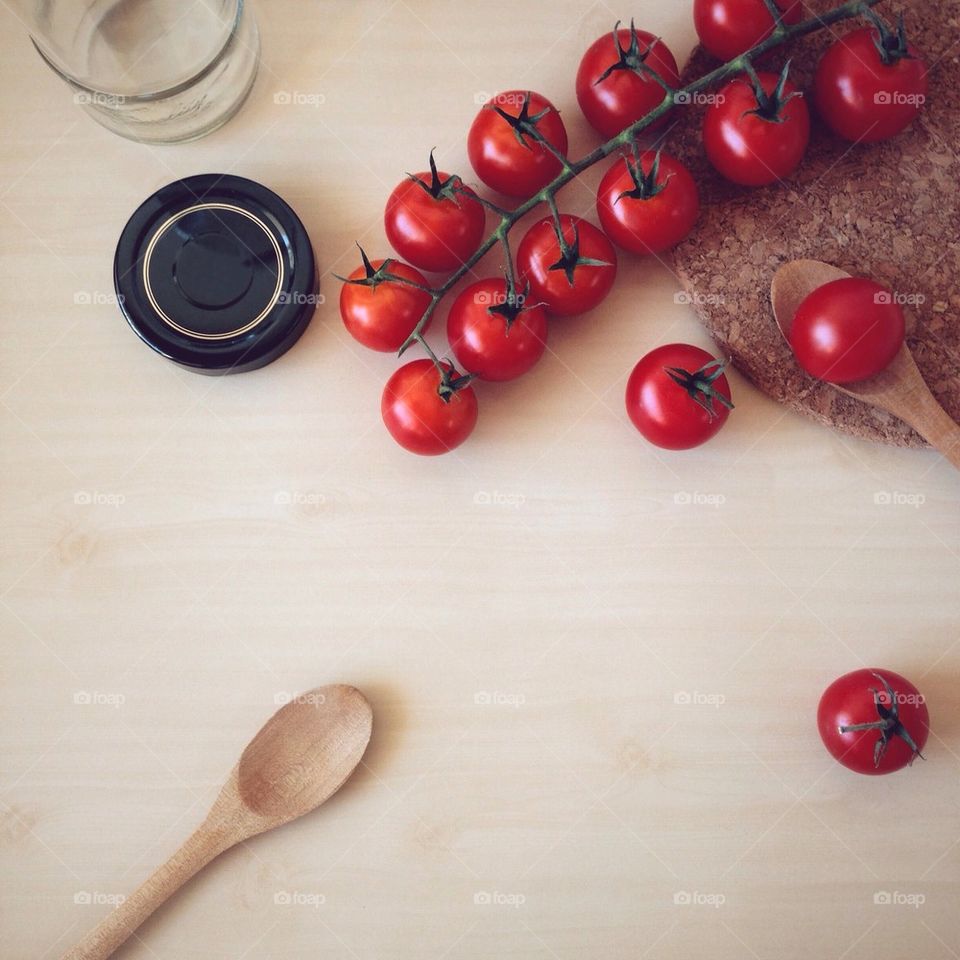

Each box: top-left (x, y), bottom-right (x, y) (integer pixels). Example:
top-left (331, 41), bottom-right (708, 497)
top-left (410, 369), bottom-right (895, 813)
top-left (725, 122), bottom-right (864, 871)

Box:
top-left (447, 278), bottom-right (548, 382)
top-left (814, 12), bottom-right (928, 143)
top-left (693, 0), bottom-right (803, 62)
top-left (467, 91), bottom-right (568, 198)
top-left (381, 359), bottom-right (478, 456)
top-left (516, 215), bottom-right (617, 318)
top-left (703, 65), bottom-right (810, 187)
top-left (384, 151), bottom-right (486, 273)
top-left (339, 251), bottom-right (431, 352)
top-left (625, 344), bottom-right (733, 450)
top-left (575, 22), bottom-right (680, 139)
top-left (596, 150), bottom-right (699, 256)
top-left (818, 669), bottom-right (928, 775)
top-left (789, 277), bottom-right (904, 384)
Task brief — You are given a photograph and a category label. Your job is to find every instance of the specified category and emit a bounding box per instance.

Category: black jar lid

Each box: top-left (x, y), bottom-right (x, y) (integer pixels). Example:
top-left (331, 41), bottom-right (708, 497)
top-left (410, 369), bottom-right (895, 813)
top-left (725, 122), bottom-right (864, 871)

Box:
top-left (114, 174), bottom-right (317, 374)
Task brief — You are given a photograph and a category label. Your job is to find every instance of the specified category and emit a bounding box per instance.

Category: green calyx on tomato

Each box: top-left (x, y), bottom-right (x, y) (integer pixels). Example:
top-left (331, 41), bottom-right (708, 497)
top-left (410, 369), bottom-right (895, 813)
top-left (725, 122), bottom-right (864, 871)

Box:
top-left (664, 358), bottom-right (735, 420)
top-left (486, 277), bottom-right (530, 331)
top-left (837, 672), bottom-right (926, 768)
top-left (546, 215), bottom-right (613, 287)
top-left (862, 8), bottom-right (915, 66)
top-left (594, 20), bottom-right (665, 87)
top-left (336, 244), bottom-right (398, 292)
top-left (410, 149), bottom-right (466, 205)
top-left (742, 60), bottom-right (802, 123)
top-left (616, 147), bottom-right (671, 203)
top-left (489, 93), bottom-right (556, 152)
top-left (436, 362), bottom-right (476, 403)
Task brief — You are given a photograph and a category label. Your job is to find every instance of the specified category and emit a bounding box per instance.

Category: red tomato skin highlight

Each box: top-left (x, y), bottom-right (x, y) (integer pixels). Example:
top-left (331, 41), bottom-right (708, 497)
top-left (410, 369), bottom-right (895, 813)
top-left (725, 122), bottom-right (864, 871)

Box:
top-left (596, 152), bottom-right (700, 256)
top-left (624, 343), bottom-right (732, 450)
top-left (447, 279), bottom-right (549, 382)
top-left (817, 668), bottom-right (929, 775)
top-left (694, 0), bottom-right (803, 62)
top-left (814, 27), bottom-right (928, 143)
top-left (575, 28), bottom-right (681, 138)
top-left (467, 91), bottom-right (569, 198)
top-left (789, 277), bottom-right (905, 384)
top-left (384, 175), bottom-right (485, 273)
top-left (339, 260), bottom-right (432, 352)
top-left (516, 215), bottom-right (618, 318)
top-left (381, 359), bottom-right (478, 456)
top-left (703, 72), bottom-right (810, 187)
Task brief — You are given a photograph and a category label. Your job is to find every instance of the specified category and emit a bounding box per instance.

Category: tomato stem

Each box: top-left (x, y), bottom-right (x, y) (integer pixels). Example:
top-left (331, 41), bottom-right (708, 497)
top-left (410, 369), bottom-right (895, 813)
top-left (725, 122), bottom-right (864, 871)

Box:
top-left (664, 358), bottom-right (735, 420)
top-left (617, 145), bottom-right (671, 202)
top-left (545, 207), bottom-right (613, 288)
top-left (761, 0), bottom-right (788, 31)
top-left (742, 60), bottom-right (802, 123)
top-left (337, 244), bottom-right (436, 294)
top-left (837, 672), bottom-right (926, 768)
top-left (860, 7), bottom-right (915, 65)
top-left (594, 20), bottom-right (670, 93)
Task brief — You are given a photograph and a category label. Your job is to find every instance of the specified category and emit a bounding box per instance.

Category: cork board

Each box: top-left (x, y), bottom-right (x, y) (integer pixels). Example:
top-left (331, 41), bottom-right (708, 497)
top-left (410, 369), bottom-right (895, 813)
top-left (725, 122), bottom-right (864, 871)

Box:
top-left (670, 0), bottom-right (960, 447)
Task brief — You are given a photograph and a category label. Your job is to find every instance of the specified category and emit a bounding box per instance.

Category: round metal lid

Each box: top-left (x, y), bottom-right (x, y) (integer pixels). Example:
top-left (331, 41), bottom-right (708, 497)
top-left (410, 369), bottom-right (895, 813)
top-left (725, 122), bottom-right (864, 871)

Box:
top-left (114, 174), bottom-right (317, 374)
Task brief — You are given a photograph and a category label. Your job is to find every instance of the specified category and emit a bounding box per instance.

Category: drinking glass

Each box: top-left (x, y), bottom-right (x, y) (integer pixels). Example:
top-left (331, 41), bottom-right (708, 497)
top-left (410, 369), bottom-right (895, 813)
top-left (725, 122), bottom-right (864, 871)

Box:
top-left (20, 0), bottom-right (260, 143)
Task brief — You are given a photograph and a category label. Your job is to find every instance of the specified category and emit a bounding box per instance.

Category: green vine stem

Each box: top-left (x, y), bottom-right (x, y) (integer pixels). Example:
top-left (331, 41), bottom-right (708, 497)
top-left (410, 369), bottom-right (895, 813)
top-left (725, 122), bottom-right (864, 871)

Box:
top-left (352, 0), bottom-right (885, 384)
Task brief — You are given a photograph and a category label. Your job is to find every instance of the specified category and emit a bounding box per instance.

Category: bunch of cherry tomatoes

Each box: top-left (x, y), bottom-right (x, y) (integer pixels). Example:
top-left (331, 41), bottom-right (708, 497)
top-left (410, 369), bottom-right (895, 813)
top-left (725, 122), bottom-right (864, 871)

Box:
top-left (339, 0), bottom-right (928, 457)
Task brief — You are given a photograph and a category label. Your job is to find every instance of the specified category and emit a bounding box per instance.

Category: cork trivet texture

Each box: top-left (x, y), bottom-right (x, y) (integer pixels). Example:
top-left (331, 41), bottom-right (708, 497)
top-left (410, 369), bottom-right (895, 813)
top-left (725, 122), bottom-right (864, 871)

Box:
top-left (670, 0), bottom-right (960, 447)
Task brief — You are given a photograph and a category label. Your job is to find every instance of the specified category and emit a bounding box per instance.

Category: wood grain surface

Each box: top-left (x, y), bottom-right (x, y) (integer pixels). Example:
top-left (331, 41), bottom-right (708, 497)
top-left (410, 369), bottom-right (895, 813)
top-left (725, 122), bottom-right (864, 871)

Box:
top-left (1, 2), bottom-right (959, 959)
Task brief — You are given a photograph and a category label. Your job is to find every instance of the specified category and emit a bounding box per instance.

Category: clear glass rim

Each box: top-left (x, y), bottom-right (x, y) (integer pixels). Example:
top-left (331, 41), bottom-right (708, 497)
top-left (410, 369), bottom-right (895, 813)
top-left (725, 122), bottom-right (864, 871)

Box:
top-left (31, 0), bottom-right (248, 104)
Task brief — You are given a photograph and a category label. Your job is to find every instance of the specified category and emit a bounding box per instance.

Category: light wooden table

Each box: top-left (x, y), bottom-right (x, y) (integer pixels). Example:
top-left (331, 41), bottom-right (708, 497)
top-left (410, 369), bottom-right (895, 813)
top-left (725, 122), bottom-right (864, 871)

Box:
top-left (2, 2), bottom-right (958, 958)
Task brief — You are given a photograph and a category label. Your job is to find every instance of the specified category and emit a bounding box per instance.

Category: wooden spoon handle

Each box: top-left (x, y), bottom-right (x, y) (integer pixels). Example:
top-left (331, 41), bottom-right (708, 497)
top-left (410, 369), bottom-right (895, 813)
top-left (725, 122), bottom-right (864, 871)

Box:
top-left (891, 388), bottom-right (960, 471)
top-left (61, 823), bottom-right (234, 960)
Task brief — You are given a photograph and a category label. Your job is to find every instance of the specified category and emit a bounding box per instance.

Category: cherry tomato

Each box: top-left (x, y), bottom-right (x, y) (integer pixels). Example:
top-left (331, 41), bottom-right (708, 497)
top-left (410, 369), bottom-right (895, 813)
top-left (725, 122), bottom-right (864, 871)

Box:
top-left (789, 277), bottom-right (905, 384)
top-left (625, 343), bottom-right (733, 450)
top-left (381, 359), bottom-right (478, 456)
top-left (814, 18), bottom-right (928, 143)
top-left (596, 151), bottom-right (699, 256)
top-left (703, 68), bottom-right (810, 187)
top-left (516, 215), bottom-right (617, 318)
top-left (818, 669), bottom-right (928, 775)
top-left (339, 256), bottom-right (431, 353)
top-left (575, 23), bottom-right (680, 139)
top-left (384, 152), bottom-right (485, 273)
top-left (693, 0), bottom-right (803, 62)
top-left (447, 278), bottom-right (548, 381)
top-left (467, 91), bottom-right (568, 198)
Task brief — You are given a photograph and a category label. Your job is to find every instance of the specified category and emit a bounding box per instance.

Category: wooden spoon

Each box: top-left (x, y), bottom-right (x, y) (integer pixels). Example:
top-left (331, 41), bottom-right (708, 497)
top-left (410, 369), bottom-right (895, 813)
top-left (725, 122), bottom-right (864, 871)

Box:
top-left (771, 259), bottom-right (960, 471)
top-left (62, 684), bottom-right (373, 960)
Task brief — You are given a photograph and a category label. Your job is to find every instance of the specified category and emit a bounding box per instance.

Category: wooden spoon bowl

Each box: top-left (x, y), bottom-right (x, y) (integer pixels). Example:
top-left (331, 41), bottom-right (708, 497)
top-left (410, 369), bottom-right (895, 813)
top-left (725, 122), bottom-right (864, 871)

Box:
top-left (771, 259), bottom-right (960, 471)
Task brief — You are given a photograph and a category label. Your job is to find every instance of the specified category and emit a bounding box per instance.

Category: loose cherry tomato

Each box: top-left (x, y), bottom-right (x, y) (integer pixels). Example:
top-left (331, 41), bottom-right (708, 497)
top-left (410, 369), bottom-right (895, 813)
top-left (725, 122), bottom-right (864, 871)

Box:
top-left (339, 253), bottom-right (431, 352)
top-left (596, 150), bottom-right (699, 256)
top-left (693, 0), bottom-right (803, 62)
top-left (789, 277), bottom-right (905, 384)
top-left (384, 151), bottom-right (485, 273)
top-left (381, 359), bottom-right (478, 456)
top-left (703, 66), bottom-right (810, 187)
top-left (467, 91), bottom-right (568, 198)
top-left (575, 22), bottom-right (681, 139)
top-left (447, 278), bottom-right (548, 381)
top-left (818, 669), bottom-right (928, 775)
top-left (814, 14), bottom-right (928, 143)
top-left (625, 344), bottom-right (733, 450)
top-left (516, 215), bottom-right (617, 318)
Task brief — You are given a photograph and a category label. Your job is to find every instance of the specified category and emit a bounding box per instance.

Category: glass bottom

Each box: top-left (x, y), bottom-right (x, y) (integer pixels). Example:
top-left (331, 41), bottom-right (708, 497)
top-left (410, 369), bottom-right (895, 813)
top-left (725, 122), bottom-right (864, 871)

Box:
top-left (37, 0), bottom-right (260, 145)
